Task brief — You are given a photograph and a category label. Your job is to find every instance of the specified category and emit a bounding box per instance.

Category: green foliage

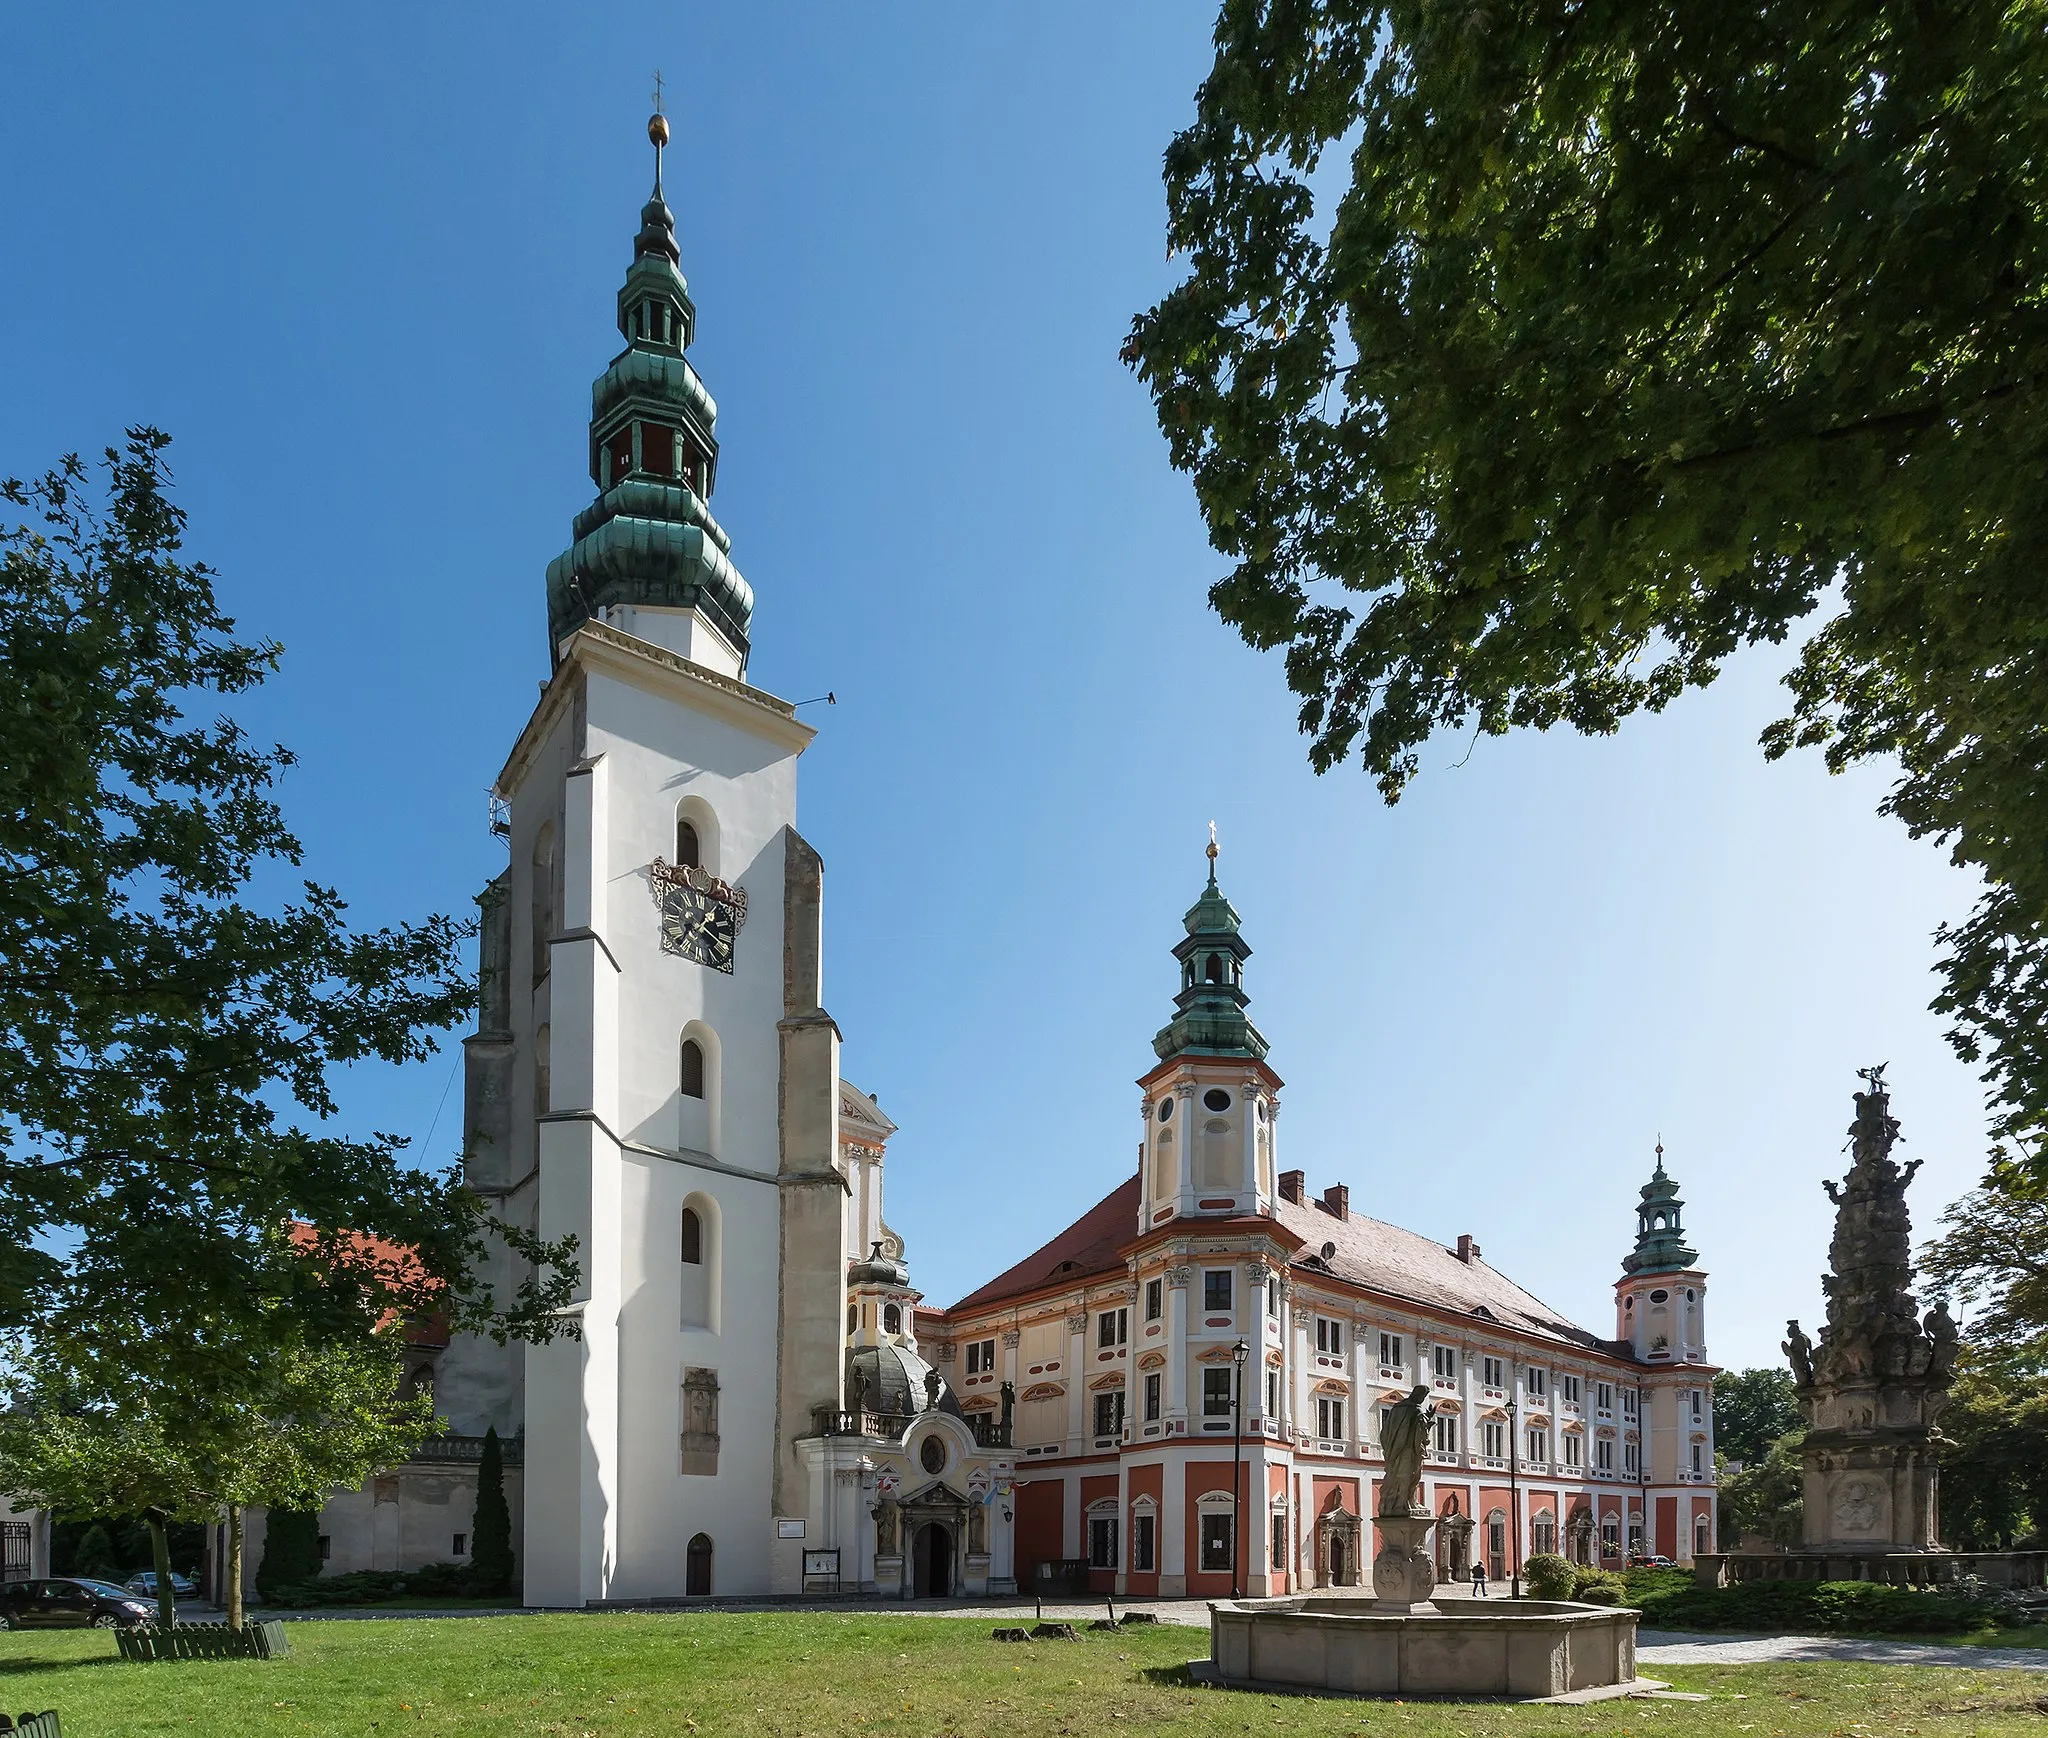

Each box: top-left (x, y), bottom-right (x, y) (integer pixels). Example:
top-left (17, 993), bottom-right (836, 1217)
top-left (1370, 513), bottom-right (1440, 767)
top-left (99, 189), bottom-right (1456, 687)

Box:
top-left (1125, 1), bottom-right (2048, 1173)
top-left (1922, 1175), bottom-right (2048, 1345)
top-left (1713, 1369), bottom-right (1805, 1467)
top-left (1634, 1576), bottom-right (2021, 1635)
top-left (465, 1426), bottom-right (514, 1596)
top-left (0, 431), bottom-right (577, 1369)
top-left (1570, 1567), bottom-right (1627, 1606)
top-left (261, 1562), bottom-right (488, 1609)
top-left (70, 1523), bottom-right (118, 1581)
top-left (1935, 1339), bottom-right (2048, 1549)
top-left (1522, 1551), bottom-right (1576, 1600)
top-left (255, 1509), bottom-right (324, 1601)
top-left (1719, 1431), bottom-right (1807, 1548)
top-left (1623, 1564), bottom-right (1697, 1603)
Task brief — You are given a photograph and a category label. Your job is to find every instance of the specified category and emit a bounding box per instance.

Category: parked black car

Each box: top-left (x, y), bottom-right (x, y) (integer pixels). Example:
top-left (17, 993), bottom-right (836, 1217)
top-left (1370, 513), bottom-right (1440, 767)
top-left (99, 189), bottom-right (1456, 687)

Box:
top-left (0, 1577), bottom-right (155, 1629)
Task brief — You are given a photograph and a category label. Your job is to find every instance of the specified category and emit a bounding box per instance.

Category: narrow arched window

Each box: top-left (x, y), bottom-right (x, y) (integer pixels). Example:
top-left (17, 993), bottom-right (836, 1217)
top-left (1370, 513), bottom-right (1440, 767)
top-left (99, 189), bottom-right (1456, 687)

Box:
top-left (680, 1038), bottom-right (705, 1099)
top-left (883, 1303), bottom-right (902, 1334)
top-left (686, 1532), bottom-right (713, 1595)
top-left (676, 819), bottom-right (700, 869)
top-left (681, 1207), bottom-right (702, 1265)
top-left (847, 1303), bottom-right (857, 1334)
top-left (1205, 953), bottom-right (1223, 983)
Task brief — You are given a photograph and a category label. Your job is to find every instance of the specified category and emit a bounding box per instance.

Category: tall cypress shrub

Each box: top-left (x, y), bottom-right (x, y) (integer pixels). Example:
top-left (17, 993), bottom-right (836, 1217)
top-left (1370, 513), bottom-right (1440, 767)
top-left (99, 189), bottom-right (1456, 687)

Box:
top-left (254, 1508), bottom-right (323, 1599)
top-left (467, 1427), bottom-right (514, 1595)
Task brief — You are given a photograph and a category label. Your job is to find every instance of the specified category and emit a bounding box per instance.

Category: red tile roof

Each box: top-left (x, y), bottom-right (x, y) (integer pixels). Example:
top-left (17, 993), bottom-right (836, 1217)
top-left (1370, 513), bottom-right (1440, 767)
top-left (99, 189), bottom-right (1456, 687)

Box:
top-left (947, 1176), bottom-right (1141, 1313)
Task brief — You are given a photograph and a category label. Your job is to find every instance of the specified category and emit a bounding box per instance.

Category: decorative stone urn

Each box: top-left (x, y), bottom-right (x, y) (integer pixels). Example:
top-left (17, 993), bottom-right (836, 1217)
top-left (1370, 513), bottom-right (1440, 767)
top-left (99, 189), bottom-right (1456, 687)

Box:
top-left (1371, 1515), bottom-right (1438, 1612)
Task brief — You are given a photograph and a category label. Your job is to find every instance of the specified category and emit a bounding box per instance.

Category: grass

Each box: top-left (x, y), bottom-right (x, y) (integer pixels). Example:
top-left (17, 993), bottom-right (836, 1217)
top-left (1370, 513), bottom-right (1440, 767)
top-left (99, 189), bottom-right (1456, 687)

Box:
top-left (0, 1611), bottom-right (2044, 1736)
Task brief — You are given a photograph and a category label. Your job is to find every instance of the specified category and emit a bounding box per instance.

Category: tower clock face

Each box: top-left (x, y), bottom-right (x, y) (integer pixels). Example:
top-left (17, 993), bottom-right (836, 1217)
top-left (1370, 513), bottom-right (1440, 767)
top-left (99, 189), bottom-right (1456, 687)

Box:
top-left (661, 882), bottom-right (737, 973)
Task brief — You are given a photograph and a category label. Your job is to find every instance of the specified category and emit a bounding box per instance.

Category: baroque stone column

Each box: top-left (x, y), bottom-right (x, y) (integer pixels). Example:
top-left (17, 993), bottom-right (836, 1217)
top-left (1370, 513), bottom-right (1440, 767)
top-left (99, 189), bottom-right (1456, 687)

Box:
top-left (1786, 1068), bottom-right (1959, 1554)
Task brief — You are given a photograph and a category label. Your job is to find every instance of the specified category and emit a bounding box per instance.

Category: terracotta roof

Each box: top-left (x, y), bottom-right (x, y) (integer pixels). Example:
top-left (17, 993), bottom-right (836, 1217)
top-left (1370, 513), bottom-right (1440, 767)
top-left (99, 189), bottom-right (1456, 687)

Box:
top-left (1275, 1196), bottom-right (1621, 1354)
top-left (947, 1177), bottom-right (1140, 1313)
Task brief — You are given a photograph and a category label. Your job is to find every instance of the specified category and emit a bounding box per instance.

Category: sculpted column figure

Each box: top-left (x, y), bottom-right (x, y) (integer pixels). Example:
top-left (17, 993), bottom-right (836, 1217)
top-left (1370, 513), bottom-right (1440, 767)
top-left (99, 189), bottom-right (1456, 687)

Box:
top-left (1372, 1384), bottom-right (1440, 1610)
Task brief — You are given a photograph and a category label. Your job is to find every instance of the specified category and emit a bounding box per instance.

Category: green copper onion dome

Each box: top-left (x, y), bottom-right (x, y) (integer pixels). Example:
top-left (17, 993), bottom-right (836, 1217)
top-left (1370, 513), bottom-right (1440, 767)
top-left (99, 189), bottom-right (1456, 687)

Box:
top-left (1622, 1144), bottom-right (1699, 1274)
top-left (545, 109), bottom-right (755, 666)
top-left (1153, 837), bottom-right (1269, 1062)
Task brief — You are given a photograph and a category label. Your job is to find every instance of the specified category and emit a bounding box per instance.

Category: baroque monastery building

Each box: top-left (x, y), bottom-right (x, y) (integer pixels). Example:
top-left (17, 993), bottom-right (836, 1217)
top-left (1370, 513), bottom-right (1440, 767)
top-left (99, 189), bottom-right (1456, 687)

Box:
top-left (293, 117), bottom-right (1718, 1605)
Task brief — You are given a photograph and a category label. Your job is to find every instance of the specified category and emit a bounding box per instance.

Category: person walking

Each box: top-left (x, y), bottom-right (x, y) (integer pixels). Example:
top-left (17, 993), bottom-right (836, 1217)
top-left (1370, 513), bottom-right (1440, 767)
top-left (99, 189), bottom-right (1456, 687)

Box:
top-left (1470, 1558), bottom-right (1489, 1598)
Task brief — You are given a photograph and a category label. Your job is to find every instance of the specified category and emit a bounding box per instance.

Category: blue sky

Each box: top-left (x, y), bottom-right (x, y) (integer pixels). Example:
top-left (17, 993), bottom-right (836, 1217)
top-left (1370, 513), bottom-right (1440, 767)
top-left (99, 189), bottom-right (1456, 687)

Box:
top-left (1, 5), bottom-right (1990, 1371)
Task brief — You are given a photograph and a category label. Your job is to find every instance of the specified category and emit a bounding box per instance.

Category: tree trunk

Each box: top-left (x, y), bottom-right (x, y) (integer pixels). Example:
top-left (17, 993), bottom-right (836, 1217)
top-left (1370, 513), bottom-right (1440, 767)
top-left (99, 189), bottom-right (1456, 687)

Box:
top-left (144, 1509), bottom-right (176, 1627)
top-left (226, 1505), bottom-right (244, 1629)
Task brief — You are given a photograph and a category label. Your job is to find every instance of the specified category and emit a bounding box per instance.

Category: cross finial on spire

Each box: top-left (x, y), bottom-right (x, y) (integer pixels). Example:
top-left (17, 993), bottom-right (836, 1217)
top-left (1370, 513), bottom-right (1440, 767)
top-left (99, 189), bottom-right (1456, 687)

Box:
top-left (1205, 821), bottom-right (1219, 884)
top-left (647, 73), bottom-right (671, 197)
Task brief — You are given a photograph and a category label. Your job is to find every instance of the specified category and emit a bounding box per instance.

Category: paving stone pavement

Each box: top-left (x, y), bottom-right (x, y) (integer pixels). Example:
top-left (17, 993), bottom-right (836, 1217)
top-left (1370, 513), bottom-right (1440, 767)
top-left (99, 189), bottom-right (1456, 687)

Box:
top-left (1634, 1629), bottom-right (2048, 1673)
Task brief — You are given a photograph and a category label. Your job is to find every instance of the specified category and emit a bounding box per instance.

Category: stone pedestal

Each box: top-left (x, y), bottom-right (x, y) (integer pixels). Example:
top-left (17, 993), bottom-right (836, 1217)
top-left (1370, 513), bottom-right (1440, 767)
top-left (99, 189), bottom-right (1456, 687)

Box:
top-left (1371, 1515), bottom-right (1437, 1612)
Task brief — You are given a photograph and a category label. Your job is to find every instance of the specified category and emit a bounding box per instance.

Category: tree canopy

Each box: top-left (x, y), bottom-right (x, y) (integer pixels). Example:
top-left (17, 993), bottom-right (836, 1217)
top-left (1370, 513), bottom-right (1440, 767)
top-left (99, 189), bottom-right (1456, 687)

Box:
top-left (0, 433), bottom-right (575, 1371)
top-left (1710, 1367), bottom-right (1804, 1467)
top-left (1126, 0), bottom-right (2048, 1167)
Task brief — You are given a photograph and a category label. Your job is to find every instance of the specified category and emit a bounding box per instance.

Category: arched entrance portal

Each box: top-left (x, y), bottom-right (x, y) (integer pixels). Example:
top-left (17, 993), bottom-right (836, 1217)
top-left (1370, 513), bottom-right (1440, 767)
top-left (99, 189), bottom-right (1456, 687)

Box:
top-left (912, 1522), bottom-right (954, 1599)
top-left (686, 1532), bottom-right (713, 1596)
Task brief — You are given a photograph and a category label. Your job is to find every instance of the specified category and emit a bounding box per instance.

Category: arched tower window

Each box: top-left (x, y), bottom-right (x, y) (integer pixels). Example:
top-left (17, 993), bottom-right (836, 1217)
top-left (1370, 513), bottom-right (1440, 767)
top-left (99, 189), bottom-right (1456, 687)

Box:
top-left (1205, 953), bottom-right (1223, 983)
top-left (883, 1303), bottom-right (902, 1335)
top-left (676, 819), bottom-right (700, 869)
top-left (680, 1037), bottom-right (705, 1099)
top-left (679, 1192), bottom-right (719, 1331)
top-left (686, 1533), bottom-right (713, 1595)
top-left (680, 1207), bottom-right (703, 1265)
top-left (530, 823), bottom-right (556, 986)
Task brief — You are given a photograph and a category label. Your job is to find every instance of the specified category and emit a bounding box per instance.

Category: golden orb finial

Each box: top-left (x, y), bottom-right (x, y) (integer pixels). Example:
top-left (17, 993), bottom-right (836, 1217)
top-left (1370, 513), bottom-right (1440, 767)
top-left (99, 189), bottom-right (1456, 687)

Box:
top-left (649, 112), bottom-right (670, 148)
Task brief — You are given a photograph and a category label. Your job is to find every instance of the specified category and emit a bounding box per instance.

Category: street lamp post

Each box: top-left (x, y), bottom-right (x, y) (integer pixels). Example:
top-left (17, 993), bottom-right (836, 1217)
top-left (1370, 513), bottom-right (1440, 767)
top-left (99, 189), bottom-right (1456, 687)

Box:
top-left (1507, 1386), bottom-right (1522, 1601)
top-left (1231, 1338), bottom-right (1250, 1600)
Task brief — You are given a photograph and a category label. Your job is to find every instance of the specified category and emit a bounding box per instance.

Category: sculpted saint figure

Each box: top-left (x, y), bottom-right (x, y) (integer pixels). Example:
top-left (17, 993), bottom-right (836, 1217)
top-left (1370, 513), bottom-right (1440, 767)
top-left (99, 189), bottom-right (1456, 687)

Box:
top-left (1377, 1384), bottom-right (1436, 1518)
top-left (1783, 1320), bottom-right (1815, 1388)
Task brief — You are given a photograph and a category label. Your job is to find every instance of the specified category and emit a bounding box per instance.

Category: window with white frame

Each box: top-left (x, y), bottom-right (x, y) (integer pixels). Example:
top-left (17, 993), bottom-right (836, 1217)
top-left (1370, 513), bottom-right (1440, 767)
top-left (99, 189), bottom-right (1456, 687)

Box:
top-left (1433, 1413), bottom-right (1461, 1456)
top-left (1266, 1369), bottom-right (1279, 1415)
top-left (1528, 1425), bottom-right (1549, 1462)
top-left (1316, 1395), bottom-right (1345, 1439)
top-left (1689, 1388), bottom-right (1703, 1420)
top-left (1380, 1332), bottom-right (1404, 1369)
top-left (1601, 1515), bottom-right (1620, 1555)
top-left (1316, 1316), bottom-right (1343, 1355)
top-left (1690, 1441), bottom-right (1704, 1474)
top-left (1596, 1381), bottom-right (1615, 1412)
top-left (1433, 1345), bottom-right (1457, 1381)
top-left (1561, 1374), bottom-right (1582, 1405)
top-left (1088, 1514), bottom-right (1118, 1569)
top-left (1482, 1355), bottom-right (1505, 1388)
top-left (1563, 1432), bottom-right (1583, 1468)
top-left (964, 1338), bottom-right (996, 1376)
top-left (1532, 1513), bottom-right (1557, 1554)
top-left (1527, 1368), bottom-right (1547, 1398)
top-left (1267, 1281), bottom-right (1279, 1317)
top-left (1203, 1270), bottom-right (1233, 1312)
top-left (1482, 1419), bottom-right (1505, 1458)
top-left (1093, 1390), bottom-right (1125, 1438)
top-left (1622, 1388), bottom-right (1639, 1419)
top-left (1144, 1372), bottom-right (1162, 1422)
top-left (1132, 1512), bottom-right (1155, 1572)
top-left (1098, 1308), bottom-right (1128, 1350)
top-left (1623, 1440), bottom-right (1640, 1474)
top-left (1271, 1511), bottom-right (1287, 1570)
top-left (1203, 1368), bottom-right (1234, 1417)
top-left (1596, 1436), bottom-right (1614, 1472)
top-left (1144, 1278), bottom-right (1163, 1321)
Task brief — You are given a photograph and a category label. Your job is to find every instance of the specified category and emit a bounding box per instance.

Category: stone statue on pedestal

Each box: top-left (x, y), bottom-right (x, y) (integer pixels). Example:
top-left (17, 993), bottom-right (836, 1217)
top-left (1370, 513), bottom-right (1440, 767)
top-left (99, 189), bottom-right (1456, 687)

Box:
top-left (1372, 1385), bottom-right (1440, 1610)
top-left (1787, 1067), bottom-right (1953, 1555)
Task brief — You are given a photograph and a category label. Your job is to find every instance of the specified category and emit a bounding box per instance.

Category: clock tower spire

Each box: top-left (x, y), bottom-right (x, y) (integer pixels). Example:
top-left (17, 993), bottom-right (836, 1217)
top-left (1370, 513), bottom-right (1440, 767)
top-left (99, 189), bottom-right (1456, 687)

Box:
top-left (544, 107), bottom-right (756, 675)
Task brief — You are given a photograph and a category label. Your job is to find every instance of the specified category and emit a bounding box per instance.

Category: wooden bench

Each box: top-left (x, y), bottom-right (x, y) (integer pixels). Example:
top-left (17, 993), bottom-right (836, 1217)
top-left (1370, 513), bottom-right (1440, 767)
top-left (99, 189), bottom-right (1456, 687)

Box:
top-left (0, 1712), bottom-right (61, 1736)
top-left (114, 1620), bottom-right (290, 1662)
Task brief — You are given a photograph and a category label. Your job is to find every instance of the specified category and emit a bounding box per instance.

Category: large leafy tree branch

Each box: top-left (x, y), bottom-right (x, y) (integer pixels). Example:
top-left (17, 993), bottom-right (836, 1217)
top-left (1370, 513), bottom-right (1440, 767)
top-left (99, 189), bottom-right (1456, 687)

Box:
top-left (1126, 1), bottom-right (2048, 1163)
top-left (0, 430), bottom-right (576, 1371)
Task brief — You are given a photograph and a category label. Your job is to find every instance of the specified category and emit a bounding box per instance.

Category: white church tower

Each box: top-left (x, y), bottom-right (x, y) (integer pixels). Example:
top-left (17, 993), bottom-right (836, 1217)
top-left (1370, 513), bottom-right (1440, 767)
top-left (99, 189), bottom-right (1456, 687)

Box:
top-left (438, 106), bottom-right (848, 1604)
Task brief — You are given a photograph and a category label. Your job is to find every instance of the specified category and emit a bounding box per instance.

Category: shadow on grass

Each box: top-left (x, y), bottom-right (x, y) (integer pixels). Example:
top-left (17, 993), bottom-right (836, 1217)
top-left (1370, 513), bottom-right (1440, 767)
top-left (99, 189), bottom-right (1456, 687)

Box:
top-left (1140, 1663), bottom-right (1196, 1688)
top-left (0, 1653), bottom-right (124, 1677)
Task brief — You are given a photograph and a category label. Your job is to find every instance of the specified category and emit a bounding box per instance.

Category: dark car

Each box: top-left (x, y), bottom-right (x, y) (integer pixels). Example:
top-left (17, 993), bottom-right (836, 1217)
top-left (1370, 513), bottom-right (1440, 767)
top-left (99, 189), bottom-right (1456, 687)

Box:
top-left (0, 1577), bottom-right (155, 1629)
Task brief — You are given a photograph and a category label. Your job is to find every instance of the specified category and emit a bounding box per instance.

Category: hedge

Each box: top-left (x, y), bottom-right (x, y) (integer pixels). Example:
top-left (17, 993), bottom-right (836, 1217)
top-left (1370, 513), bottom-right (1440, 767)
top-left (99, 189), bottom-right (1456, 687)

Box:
top-left (1631, 1576), bottom-right (2013, 1635)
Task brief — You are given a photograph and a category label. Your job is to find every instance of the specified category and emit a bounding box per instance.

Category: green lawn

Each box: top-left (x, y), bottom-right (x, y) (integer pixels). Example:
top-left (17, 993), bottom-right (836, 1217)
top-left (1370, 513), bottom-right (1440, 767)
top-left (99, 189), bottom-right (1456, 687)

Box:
top-left (0, 1611), bottom-right (2044, 1736)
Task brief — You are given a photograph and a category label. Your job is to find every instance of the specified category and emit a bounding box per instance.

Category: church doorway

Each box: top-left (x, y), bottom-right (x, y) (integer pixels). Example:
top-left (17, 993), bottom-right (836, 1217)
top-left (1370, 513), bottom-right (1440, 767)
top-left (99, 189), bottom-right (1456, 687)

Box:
top-left (1329, 1533), bottom-right (1348, 1586)
top-left (912, 1522), bottom-right (954, 1599)
top-left (686, 1532), bottom-right (713, 1596)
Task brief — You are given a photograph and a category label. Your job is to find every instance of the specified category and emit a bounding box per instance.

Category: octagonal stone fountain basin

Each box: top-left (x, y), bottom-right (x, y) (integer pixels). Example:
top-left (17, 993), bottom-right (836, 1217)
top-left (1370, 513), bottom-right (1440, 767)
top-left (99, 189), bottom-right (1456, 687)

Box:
top-left (1208, 1596), bottom-right (1641, 1700)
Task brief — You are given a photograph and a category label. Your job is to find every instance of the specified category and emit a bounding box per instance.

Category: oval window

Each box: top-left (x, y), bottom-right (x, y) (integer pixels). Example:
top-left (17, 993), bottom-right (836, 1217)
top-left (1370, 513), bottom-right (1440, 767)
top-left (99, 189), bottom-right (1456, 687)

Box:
top-left (1649, 1289), bottom-right (1669, 1304)
top-left (1204, 1089), bottom-right (1231, 1113)
top-left (919, 1436), bottom-right (946, 1475)
top-left (1157, 1098), bottom-right (1173, 1123)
